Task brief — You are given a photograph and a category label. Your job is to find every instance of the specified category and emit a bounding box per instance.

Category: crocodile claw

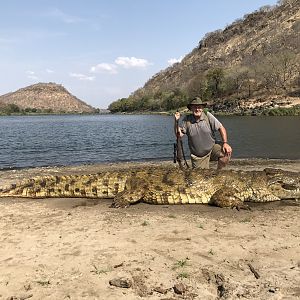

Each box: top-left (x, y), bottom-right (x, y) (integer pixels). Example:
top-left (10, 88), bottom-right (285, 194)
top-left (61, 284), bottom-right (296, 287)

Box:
top-left (110, 190), bottom-right (130, 208)
top-left (110, 200), bottom-right (130, 208)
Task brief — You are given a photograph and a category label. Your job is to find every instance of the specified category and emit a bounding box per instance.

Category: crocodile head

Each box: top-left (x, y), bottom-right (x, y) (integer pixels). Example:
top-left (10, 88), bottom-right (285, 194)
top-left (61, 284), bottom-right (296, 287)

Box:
top-left (265, 168), bottom-right (300, 200)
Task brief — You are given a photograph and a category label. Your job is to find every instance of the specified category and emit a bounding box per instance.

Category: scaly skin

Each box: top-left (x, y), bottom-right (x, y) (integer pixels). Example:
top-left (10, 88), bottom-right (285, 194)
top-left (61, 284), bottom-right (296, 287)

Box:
top-left (0, 166), bottom-right (299, 208)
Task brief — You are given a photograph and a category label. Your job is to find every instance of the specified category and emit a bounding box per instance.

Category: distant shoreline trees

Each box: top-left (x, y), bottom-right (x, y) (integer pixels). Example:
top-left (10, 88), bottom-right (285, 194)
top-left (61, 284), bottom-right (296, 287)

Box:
top-left (0, 104), bottom-right (100, 115)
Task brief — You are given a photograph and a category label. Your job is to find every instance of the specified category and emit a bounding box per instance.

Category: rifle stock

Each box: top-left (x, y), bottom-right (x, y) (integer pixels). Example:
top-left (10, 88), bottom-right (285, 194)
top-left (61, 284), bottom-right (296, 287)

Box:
top-left (173, 143), bottom-right (177, 163)
top-left (174, 116), bottom-right (189, 169)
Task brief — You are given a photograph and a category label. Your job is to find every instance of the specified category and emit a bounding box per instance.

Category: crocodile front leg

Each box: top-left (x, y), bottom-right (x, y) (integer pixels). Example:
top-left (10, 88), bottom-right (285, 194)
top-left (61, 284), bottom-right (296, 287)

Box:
top-left (209, 187), bottom-right (250, 210)
top-left (110, 189), bottom-right (143, 208)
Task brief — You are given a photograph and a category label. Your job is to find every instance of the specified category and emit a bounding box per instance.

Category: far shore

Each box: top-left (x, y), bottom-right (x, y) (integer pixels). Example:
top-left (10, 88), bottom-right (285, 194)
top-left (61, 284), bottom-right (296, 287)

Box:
top-left (1, 104), bottom-right (300, 117)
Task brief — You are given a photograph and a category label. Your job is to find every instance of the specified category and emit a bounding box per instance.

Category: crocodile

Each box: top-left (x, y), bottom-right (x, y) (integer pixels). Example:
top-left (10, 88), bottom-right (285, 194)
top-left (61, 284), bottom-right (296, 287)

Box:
top-left (0, 166), bottom-right (299, 209)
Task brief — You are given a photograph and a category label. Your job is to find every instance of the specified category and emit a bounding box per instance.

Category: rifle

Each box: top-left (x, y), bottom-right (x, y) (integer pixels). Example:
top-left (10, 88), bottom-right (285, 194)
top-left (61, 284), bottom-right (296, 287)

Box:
top-left (174, 114), bottom-right (189, 169)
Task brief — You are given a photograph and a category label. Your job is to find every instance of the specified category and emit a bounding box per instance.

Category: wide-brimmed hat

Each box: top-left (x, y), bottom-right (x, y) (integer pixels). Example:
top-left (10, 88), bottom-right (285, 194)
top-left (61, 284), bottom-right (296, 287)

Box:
top-left (187, 97), bottom-right (207, 110)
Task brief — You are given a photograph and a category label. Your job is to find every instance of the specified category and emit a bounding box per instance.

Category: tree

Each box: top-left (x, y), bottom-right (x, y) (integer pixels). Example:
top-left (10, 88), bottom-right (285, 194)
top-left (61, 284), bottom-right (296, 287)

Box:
top-left (267, 50), bottom-right (299, 92)
top-left (254, 50), bottom-right (299, 94)
top-left (4, 103), bottom-right (20, 114)
top-left (206, 68), bottom-right (225, 98)
top-left (225, 66), bottom-right (253, 98)
top-left (186, 74), bottom-right (207, 99)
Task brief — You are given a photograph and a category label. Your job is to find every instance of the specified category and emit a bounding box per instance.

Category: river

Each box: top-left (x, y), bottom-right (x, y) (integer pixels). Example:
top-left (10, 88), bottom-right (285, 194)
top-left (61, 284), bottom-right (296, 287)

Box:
top-left (0, 114), bottom-right (299, 169)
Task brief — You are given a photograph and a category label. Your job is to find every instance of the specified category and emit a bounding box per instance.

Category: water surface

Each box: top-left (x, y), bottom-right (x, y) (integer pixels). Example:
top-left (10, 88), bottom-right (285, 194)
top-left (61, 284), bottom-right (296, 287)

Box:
top-left (0, 114), bottom-right (299, 169)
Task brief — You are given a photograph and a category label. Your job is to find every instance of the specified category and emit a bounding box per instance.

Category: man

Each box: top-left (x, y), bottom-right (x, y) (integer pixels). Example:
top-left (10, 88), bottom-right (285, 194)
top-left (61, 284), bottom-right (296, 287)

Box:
top-left (174, 97), bottom-right (232, 169)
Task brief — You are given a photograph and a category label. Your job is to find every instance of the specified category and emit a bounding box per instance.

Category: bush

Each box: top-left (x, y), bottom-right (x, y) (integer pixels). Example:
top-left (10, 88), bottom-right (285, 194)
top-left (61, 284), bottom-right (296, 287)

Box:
top-left (2, 104), bottom-right (21, 114)
top-left (263, 105), bottom-right (300, 116)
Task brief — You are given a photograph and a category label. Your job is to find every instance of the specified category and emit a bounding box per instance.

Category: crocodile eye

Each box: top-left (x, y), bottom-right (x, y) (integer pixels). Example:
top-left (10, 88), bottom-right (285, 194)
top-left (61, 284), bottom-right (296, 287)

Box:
top-left (282, 183), bottom-right (296, 190)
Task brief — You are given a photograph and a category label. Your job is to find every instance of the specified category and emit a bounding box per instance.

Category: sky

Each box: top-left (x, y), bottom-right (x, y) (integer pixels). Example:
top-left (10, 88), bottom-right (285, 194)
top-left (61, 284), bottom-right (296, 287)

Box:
top-left (0, 0), bottom-right (279, 109)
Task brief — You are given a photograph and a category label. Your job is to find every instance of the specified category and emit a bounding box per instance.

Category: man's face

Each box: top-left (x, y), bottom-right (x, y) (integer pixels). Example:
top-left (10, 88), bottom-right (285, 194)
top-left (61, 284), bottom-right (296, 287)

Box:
top-left (191, 105), bottom-right (204, 117)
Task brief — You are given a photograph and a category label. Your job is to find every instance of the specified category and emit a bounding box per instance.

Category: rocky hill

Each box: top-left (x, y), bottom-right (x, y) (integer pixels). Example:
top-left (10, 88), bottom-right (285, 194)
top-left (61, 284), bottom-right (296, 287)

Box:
top-left (109, 0), bottom-right (300, 114)
top-left (0, 82), bottom-right (96, 114)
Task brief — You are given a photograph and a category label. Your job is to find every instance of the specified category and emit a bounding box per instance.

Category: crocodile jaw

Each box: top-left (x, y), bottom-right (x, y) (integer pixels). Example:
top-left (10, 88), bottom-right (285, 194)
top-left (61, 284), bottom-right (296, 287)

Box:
top-left (269, 182), bottom-right (300, 200)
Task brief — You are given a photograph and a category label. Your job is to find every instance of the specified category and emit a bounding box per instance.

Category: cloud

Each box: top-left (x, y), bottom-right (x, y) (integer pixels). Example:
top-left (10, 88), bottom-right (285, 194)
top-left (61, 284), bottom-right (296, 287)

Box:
top-left (46, 69), bottom-right (54, 73)
top-left (26, 70), bottom-right (38, 80)
top-left (69, 73), bottom-right (95, 81)
top-left (90, 63), bottom-right (118, 74)
top-left (47, 8), bottom-right (84, 24)
top-left (115, 56), bottom-right (151, 68)
top-left (167, 56), bottom-right (184, 65)
top-left (89, 56), bottom-right (151, 75)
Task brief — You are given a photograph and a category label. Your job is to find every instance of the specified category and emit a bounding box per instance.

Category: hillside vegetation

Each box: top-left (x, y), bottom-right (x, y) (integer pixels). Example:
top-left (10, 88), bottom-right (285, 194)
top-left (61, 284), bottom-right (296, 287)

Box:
top-left (109, 0), bottom-right (300, 115)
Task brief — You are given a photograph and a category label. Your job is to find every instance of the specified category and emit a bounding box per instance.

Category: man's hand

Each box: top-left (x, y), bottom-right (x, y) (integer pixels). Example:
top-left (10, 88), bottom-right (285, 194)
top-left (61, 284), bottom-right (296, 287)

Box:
top-left (174, 111), bottom-right (183, 137)
top-left (174, 111), bottom-right (180, 121)
top-left (223, 142), bottom-right (232, 157)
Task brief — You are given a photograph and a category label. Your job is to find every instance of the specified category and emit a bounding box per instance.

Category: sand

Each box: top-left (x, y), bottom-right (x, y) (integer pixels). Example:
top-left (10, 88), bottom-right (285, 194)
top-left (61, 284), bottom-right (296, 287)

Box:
top-left (0, 159), bottom-right (299, 300)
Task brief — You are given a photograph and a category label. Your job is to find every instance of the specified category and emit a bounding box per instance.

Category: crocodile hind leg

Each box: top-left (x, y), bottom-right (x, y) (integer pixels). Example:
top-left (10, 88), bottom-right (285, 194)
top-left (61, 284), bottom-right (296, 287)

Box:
top-left (209, 187), bottom-right (250, 210)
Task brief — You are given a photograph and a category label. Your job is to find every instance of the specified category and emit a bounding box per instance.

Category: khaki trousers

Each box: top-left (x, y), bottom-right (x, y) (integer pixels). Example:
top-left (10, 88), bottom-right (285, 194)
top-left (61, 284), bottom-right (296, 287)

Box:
top-left (191, 144), bottom-right (223, 169)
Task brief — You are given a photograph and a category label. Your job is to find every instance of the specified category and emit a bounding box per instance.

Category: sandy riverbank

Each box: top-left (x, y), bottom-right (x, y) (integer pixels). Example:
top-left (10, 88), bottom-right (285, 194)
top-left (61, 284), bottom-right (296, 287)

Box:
top-left (0, 159), bottom-right (299, 299)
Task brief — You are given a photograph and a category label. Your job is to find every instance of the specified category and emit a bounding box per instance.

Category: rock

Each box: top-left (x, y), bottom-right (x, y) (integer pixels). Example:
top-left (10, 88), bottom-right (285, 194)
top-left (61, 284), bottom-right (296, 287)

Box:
top-left (215, 273), bottom-right (227, 298)
top-left (173, 282), bottom-right (187, 294)
top-left (153, 286), bottom-right (169, 294)
top-left (6, 295), bottom-right (33, 300)
top-left (113, 262), bottom-right (124, 268)
top-left (109, 277), bottom-right (132, 288)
